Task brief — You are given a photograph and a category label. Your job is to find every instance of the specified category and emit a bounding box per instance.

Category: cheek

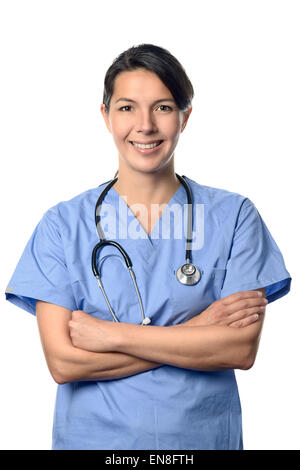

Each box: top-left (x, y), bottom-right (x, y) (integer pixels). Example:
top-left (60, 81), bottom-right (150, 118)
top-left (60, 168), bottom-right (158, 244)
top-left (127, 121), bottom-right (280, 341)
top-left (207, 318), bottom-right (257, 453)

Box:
top-left (162, 117), bottom-right (181, 140)
top-left (110, 116), bottom-right (131, 141)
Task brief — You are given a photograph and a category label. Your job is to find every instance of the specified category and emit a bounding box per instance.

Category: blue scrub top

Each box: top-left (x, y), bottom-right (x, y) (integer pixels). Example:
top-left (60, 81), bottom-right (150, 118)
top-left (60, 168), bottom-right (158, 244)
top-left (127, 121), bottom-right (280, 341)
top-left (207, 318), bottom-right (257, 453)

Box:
top-left (5, 176), bottom-right (291, 450)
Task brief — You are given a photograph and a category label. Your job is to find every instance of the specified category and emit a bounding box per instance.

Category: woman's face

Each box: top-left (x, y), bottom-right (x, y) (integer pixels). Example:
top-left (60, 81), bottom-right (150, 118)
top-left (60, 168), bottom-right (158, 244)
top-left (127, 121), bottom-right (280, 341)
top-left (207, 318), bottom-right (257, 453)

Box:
top-left (101, 68), bottom-right (192, 174)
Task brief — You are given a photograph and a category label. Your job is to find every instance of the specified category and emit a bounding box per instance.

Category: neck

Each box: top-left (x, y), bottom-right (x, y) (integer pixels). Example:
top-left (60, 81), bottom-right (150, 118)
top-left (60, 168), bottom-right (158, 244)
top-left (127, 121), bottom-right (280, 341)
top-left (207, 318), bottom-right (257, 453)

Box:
top-left (113, 162), bottom-right (181, 205)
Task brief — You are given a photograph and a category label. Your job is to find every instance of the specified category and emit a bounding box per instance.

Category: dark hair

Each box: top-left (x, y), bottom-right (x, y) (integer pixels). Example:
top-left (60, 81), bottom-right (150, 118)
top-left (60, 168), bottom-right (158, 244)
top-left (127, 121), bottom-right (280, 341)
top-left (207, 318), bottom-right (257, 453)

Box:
top-left (103, 43), bottom-right (194, 178)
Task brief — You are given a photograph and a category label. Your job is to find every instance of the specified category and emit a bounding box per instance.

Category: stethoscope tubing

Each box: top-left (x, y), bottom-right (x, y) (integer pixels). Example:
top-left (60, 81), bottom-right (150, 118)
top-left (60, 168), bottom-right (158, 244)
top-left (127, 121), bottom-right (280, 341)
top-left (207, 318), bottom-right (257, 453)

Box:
top-left (94, 173), bottom-right (193, 259)
top-left (92, 173), bottom-right (200, 324)
top-left (92, 240), bottom-right (132, 276)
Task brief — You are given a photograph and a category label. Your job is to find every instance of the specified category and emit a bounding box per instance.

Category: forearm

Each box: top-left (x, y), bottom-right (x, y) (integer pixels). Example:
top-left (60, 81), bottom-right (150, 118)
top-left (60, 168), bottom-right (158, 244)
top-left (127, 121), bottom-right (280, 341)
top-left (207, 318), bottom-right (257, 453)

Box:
top-left (59, 316), bottom-right (194, 384)
top-left (58, 324), bottom-right (190, 384)
top-left (57, 346), bottom-right (163, 384)
top-left (114, 323), bottom-right (252, 371)
top-left (60, 323), bottom-right (193, 383)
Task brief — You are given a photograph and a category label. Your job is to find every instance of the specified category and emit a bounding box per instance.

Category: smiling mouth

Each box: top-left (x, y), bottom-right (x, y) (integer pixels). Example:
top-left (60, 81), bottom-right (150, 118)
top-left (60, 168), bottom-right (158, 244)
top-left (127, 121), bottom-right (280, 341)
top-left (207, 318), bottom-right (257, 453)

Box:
top-left (130, 140), bottom-right (164, 149)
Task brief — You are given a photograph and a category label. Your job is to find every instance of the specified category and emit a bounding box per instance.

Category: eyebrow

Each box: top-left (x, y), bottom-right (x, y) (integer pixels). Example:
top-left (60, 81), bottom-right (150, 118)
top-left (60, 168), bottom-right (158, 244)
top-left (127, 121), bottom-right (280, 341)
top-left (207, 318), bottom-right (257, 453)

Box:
top-left (114, 97), bottom-right (176, 105)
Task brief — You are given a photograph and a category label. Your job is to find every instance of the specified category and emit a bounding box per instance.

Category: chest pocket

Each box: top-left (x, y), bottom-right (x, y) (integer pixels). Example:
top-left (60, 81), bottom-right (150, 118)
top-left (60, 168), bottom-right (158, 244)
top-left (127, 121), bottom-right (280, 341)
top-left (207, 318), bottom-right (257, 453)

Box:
top-left (71, 252), bottom-right (143, 323)
top-left (170, 267), bottom-right (227, 325)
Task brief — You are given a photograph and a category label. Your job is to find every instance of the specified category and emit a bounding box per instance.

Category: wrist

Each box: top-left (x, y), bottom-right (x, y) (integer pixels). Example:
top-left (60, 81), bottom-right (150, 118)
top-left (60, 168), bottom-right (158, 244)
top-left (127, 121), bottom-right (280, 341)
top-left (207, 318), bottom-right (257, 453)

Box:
top-left (108, 322), bottom-right (122, 352)
top-left (182, 315), bottom-right (204, 327)
top-left (112, 321), bottom-right (135, 353)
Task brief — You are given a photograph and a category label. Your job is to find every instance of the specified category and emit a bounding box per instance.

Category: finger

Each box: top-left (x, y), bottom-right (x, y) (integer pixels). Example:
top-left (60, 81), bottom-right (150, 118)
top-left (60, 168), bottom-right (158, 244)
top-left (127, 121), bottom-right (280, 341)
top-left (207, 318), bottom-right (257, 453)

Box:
top-left (72, 310), bottom-right (86, 319)
top-left (221, 290), bottom-right (265, 306)
top-left (226, 305), bottom-right (266, 325)
top-left (224, 297), bottom-right (268, 316)
top-left (228, 313), bottom-right (260, 328)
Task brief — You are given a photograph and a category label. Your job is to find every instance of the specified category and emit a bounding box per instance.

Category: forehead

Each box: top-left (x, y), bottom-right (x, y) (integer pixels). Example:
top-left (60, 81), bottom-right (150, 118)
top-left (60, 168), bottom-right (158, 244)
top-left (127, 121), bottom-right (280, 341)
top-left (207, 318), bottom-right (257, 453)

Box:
top-left (112, 69), bottom-right (172, 100)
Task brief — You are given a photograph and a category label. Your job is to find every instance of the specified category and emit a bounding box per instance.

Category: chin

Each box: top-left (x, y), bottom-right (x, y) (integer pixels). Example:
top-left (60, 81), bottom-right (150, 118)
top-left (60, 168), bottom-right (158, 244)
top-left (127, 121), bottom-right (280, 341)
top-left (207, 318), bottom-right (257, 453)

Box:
top-left (130, 159), bottom-right (170, 174)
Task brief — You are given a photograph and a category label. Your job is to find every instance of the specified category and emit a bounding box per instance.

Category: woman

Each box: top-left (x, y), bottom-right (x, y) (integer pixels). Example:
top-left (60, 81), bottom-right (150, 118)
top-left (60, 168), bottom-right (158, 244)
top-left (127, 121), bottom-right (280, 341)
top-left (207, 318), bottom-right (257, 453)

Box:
top-left (5, 44), bottom-right (291, 450)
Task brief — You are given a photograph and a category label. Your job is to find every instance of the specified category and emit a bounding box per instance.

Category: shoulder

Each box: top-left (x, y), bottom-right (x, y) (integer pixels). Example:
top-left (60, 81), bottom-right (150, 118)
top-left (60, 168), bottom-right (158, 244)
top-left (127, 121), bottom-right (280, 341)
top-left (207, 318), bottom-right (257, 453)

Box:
top-left (184, 176), bottom-right (253, 220)
top-left (41, 182), bottom-right (109, 232)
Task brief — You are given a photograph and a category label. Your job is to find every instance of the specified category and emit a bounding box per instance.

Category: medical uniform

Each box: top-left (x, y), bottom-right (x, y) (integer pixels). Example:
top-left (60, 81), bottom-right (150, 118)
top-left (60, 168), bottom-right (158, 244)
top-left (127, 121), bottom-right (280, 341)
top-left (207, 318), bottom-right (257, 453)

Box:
top-left (5, 176), bottom-right (291, 450)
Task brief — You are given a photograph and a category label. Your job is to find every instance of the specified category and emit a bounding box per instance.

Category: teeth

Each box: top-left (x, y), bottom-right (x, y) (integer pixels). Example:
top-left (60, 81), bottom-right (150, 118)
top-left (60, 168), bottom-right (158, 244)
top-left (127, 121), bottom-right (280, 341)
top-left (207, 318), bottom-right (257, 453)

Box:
top-left (132, 141), bottom-right (161, 149)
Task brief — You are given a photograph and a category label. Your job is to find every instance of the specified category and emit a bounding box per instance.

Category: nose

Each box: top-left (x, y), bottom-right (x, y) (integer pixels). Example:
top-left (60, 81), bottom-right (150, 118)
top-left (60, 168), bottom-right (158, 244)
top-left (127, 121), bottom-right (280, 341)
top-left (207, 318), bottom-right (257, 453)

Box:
top-left (135, 109), bottom-right (158, 133)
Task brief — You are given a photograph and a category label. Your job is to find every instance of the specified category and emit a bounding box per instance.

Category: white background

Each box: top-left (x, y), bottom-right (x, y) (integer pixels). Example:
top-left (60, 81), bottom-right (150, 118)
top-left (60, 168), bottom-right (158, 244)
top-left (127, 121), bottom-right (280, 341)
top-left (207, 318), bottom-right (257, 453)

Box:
top-left (0, 0), bottom-right (299, 450)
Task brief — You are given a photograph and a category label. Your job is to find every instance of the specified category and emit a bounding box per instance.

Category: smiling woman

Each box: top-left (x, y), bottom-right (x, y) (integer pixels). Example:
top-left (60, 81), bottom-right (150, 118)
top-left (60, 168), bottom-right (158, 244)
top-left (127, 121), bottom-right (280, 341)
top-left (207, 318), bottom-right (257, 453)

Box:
top-left (101, 78), bottom-right (192, 186)
top-left (4, 43), bottom-right (292, 451)
top-left (101, 44), bottom-right (193, 186)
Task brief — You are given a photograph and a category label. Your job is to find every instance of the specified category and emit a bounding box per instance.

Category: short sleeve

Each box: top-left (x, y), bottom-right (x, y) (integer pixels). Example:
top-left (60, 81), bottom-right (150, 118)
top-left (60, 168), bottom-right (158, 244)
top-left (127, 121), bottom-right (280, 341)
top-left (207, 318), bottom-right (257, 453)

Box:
top-left (5, 208), bottom-right (77, 316)
top-left (220, 198), bottom-right (292, 304)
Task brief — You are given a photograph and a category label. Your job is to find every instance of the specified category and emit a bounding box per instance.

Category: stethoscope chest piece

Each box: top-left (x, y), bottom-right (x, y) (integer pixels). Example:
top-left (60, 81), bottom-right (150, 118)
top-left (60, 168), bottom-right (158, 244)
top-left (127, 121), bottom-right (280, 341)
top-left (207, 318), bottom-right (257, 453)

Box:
top-left (176, 263), bottom-right (201, 285)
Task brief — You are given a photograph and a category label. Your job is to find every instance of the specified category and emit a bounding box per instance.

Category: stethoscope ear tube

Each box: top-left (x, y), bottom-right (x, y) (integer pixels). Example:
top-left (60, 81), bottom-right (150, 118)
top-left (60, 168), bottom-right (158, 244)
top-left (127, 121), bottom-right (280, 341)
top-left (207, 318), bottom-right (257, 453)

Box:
top-left (92, 240), bottom-right (133, 277)
top-left (91, 239), bottom-right (150, 324)
top-left (94, 177), bottom-right (118, 241)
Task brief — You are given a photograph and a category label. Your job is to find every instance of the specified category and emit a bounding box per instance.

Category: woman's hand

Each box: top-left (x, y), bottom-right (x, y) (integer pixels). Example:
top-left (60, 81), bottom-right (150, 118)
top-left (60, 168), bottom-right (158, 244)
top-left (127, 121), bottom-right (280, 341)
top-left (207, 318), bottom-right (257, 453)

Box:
top-left (69, 310), bottom-right (118, 352)
top-left (184, 290), bottom-right (267, 328)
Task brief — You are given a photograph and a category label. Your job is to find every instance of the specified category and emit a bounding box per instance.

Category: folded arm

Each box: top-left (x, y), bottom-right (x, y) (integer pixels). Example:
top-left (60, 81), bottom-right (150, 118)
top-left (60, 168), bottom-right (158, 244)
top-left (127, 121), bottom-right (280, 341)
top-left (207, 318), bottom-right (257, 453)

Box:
top-left (36, 288), bottom-right (266, 384)
top-left (69, 289), bottom-right (266, 372)
top-left (112, 321), bottom-right (259, 371)
top-left (36, 300), bottom-right (163, 385)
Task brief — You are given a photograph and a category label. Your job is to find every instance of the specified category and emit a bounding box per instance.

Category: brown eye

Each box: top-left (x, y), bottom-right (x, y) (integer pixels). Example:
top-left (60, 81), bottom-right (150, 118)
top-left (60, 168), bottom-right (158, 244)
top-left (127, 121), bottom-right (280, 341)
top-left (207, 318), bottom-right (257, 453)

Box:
top-left (158, 105), bottom-right (172, 111)
top-left (119, 106), bottom-right (132, 111)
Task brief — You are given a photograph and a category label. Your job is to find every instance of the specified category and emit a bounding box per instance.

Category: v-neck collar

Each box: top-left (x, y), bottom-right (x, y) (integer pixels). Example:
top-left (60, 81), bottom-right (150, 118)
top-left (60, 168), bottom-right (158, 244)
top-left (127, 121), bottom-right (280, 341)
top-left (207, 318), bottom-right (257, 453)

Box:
top-left (111, 182), bottom-right (185, 243)
top-left (100, 180), bottom-right (186, 265)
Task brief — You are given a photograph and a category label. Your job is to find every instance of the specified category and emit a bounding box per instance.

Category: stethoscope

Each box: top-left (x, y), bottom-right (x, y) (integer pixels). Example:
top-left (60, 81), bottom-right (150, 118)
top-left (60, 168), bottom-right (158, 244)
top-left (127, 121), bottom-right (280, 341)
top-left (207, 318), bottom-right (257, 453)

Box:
top-left (91, 173), bottom-right (201, 325)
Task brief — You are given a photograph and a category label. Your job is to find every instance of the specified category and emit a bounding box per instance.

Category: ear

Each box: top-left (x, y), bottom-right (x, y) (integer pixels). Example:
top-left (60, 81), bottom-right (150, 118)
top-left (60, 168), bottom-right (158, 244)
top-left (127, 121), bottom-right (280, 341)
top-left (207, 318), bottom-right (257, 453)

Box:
top-left (100, 103), bottom-right (112, 134)
top-left (181, 107), bottom-right (192, 132)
